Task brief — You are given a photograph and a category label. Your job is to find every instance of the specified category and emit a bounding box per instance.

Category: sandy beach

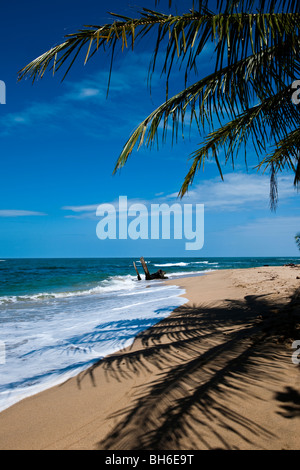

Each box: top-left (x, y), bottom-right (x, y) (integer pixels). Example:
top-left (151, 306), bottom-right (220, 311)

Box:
top-left (0, 265), bottom-right (299, 450)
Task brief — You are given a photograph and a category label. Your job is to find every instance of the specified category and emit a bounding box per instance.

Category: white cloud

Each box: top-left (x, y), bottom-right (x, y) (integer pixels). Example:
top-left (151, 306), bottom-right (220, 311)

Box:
top-left (221, 215), bottom-right (300, 255)
top-left (234, 216), bottom-right (300, 235)
top-left (172, 172), bottom-right (297, 211)
top-left (0, 69), bottom-right (128, 135)
top-left (78, 88), bottom-right (100, 98)
top-left (62, 197), bottom-right (151, 219)
top-left (62, 203), bottom-right (100, 213)
top-left (62, 172), bottom-right (298, 220)
top-left (0, 210), bottom-right (47, 217)
top-left (0, 50), bottom-right (175, 141)
top-left (3, 101), bottom-right (63, 131)
top-left (62, 81), bottom-right (104, 102)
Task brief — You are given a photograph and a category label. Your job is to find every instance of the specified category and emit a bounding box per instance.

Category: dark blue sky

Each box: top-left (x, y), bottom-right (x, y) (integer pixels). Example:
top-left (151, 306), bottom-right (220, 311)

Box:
top-left (0, 0), bottom-right (299, 258)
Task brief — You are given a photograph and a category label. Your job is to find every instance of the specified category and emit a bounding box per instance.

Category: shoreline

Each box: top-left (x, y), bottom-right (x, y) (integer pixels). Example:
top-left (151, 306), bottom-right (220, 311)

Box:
top-left (0, 266), bottom-right (299, 450)
top-left (0, 270), bottom-right (187, 414)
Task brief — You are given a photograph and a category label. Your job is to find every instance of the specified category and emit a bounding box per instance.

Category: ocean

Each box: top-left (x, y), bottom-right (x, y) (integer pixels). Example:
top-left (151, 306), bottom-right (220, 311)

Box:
top-left (0, 256), bottom-right (299, 412)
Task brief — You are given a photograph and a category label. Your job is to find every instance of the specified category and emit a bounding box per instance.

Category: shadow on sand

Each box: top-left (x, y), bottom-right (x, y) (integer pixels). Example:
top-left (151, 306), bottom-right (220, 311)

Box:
top-left (76, 289), bottom-right (300, 450)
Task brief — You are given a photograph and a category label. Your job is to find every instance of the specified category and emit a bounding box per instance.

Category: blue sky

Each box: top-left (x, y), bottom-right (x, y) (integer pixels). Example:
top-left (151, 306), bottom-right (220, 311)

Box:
top-left (0, 0), bottom-right (299, 258)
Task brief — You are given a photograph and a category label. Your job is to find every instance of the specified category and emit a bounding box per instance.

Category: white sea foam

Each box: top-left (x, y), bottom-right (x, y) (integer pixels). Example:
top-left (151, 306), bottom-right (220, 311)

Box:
top-left (0, 275), bottom-right (188, 412)
top-left (168, 269), bottom-right (216, 277)
top-left (119, 285), bottom-right (179, 297)
top-left (111, 293), bottom-right (182, 311)
top-left (154, 261), bottom-right (219, 268)
top-left (0, 275), bottom-right (138, 305)
top-left (154, 262), bottom-right (189, 267)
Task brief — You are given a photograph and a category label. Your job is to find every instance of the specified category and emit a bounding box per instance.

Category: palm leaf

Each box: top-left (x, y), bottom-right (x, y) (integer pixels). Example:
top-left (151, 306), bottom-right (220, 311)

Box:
top-left (114, 39), bottom-right (300, 175)
top-left (259, 127), bottom-right (300, 186)
top-left (19, 8), bottom-right (300, 87)
top-left (178, 86), bottom-right (300, 199)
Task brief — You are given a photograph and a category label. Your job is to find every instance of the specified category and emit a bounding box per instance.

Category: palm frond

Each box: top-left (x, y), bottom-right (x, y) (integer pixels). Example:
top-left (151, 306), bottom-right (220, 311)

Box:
top-left (19, 9), bottom-right (300, 87)
top-left (258, 127), bottom-right (300, 187)
top-left (114, 40), bottom-right (300, 175)
top-left (178, 86), bottom-right (300, 198)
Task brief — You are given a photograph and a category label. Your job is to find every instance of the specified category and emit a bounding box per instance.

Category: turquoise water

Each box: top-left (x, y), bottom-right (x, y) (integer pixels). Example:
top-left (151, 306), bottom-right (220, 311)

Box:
top-left (1, 257), bottom-right (299, 299)
top-left (0, 257), bottom-right (299, 411)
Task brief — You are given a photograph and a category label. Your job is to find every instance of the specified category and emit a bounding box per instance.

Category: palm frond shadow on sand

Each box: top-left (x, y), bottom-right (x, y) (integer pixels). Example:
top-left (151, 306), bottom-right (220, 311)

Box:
top-left (77, 290), bottom-right (300, 450)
